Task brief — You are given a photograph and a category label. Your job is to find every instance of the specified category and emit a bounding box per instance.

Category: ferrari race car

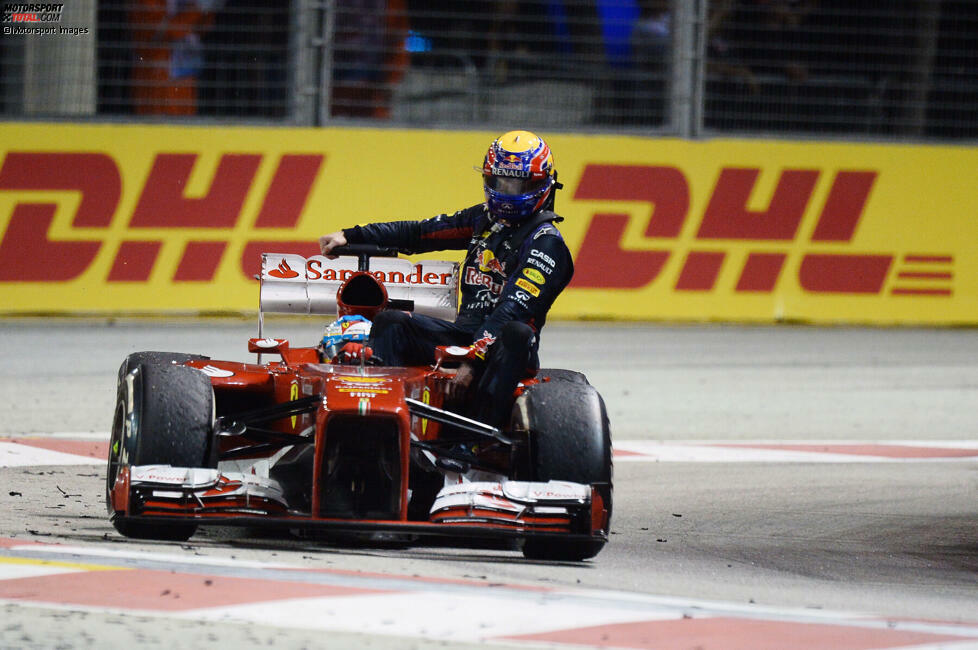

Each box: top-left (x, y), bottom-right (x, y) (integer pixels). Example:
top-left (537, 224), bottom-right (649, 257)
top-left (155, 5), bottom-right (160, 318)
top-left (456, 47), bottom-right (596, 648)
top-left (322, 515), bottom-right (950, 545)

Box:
top-left (106, 246), bottom-right (612, 561)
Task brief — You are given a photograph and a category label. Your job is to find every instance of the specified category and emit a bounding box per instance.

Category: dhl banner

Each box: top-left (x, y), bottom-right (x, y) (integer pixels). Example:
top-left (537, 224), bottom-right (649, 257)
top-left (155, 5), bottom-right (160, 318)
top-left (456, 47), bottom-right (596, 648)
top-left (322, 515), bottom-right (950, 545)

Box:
top-left (1, 122), bottom-right (976, 324)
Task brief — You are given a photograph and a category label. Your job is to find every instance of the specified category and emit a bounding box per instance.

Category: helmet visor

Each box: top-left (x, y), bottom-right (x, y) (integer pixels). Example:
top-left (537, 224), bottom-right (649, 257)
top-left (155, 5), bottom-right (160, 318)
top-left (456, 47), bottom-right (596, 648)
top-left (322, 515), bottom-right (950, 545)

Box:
top-left (484, 174), bottom-right (549, 197)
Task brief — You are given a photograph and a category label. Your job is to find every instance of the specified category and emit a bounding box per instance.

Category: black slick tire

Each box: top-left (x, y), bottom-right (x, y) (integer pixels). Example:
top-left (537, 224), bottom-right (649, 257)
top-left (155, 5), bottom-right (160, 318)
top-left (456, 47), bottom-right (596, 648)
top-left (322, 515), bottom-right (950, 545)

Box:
top-left (536, 368), bottom-right (589, 385)
top-left (116, 351), bottom-right (209, 384)
top-left (517, 380), bottom-right (613, 561)
top-left (107, 359), bottom-right (215, 541)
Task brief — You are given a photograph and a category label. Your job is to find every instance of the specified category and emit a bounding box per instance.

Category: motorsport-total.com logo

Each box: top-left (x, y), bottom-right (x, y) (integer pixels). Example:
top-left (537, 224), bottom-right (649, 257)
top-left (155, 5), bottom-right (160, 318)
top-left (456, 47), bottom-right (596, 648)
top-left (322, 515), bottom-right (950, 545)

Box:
top-left (2, 3), bottom-right (89, 36)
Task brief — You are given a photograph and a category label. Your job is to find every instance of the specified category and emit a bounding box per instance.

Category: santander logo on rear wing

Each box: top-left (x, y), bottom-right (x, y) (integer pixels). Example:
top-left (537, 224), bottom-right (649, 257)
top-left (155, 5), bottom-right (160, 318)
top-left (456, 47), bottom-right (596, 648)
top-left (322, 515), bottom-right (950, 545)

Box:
top-left (259, 253), bottom-right (459, 320)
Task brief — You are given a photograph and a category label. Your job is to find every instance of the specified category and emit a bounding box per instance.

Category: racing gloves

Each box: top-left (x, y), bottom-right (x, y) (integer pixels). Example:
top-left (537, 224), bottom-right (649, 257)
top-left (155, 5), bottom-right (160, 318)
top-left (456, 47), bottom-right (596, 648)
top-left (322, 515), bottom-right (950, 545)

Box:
top-left (333, 342), bottom-right (373, 365)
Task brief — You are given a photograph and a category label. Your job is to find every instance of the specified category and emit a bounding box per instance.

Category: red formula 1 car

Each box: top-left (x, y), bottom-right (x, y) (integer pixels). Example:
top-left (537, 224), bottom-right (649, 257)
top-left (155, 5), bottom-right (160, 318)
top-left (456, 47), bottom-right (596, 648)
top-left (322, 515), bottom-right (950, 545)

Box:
top-left (106, 246), bottom-right (612, 561)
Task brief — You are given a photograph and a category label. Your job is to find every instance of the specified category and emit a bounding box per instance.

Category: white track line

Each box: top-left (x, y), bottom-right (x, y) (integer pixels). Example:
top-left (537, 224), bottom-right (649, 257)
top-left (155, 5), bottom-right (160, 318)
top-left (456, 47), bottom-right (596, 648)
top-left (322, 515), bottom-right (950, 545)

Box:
top-left (3, 541), bottom-right (978, 648)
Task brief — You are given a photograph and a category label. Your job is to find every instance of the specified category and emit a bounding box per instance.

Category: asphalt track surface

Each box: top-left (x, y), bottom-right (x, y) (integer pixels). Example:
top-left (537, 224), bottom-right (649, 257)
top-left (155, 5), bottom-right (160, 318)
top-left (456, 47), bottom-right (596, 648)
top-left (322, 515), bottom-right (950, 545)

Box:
top-left (1, 319), bottom-right (977, 649)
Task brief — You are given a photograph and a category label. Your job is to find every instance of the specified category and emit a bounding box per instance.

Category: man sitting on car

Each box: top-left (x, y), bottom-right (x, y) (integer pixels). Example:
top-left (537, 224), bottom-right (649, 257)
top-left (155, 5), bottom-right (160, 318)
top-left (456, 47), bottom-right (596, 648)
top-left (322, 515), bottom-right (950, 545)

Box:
top-left (318, 130), bottom-right (574, 430)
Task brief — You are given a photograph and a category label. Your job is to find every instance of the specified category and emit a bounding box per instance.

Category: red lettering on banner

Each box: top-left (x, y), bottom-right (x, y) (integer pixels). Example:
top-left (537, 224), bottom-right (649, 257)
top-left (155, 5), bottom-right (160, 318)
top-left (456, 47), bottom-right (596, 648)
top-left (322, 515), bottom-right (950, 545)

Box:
top-left (131, 153), bottom-right (261, 228)
top-left (697, 168), bottom-right (819, 240)
top-left (570, 165), bottom-right (688, 289)
top-left (571, 214), bottom-right (670, 288)
top-left (737, 253), bottom-right (787, 292)
top-left (254, 155), bottom-right (324, 228)
top-left (0, 153), bottom-right (121, 281)
top-left (174, 241), bottom-right (228, 281)
top-left (573, 164), bottom-right (690, 237)
top-left (799, 254), bottom-right (893, 293)
top-left (675, 252), bottom-right (725, 291)
top-left (0, 204), bottom-right (101, 281)
top-left (0, 152), bottom-right (120, 227)
top-left (567, 164), bottom-right (905, 296)
top-left (904, 255), bottom-right (952, 263)
top-left (108, 241), bottom-right (162, 282)
top-left (811, 171), bottom-right (877, 241)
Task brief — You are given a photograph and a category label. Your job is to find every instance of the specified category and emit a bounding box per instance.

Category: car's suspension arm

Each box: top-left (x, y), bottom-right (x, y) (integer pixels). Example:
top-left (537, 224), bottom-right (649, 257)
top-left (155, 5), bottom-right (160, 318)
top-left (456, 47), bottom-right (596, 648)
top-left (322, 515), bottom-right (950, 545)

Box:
top-left (215, 395), bottom-right (321, 460)
top-left (219, 395), bottom-right (322, 428)
top-left (404, 398), bottom-right (512, 445)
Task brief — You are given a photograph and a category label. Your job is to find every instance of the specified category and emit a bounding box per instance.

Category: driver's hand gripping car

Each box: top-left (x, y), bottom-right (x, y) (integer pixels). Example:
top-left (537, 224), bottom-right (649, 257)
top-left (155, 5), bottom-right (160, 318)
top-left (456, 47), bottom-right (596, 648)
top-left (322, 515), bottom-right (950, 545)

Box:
top-left (318, 130), bottom-right (574, 430)
top-left (320, 315), bottom-right (373, 364)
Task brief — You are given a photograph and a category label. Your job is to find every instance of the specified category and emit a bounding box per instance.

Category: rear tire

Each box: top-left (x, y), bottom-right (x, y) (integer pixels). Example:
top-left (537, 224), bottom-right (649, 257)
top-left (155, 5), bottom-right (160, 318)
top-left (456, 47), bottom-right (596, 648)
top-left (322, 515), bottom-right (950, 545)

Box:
top-left (517, 380), bottom-right (613, 561)
top-left (537, 368), bottom-right (589, 385)
top-left (107, 361), bottom-right (215, 541)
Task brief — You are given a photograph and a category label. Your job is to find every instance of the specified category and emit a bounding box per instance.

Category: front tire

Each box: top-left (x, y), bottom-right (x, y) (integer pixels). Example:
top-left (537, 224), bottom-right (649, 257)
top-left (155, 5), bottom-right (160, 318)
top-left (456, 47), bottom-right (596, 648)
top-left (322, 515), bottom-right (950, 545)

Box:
top-left (116, 351), bottom-right (209, 384)
top-left (107, 360), bottom-right (216, 541)
top-left (517, 379), bottom-right (613, 561)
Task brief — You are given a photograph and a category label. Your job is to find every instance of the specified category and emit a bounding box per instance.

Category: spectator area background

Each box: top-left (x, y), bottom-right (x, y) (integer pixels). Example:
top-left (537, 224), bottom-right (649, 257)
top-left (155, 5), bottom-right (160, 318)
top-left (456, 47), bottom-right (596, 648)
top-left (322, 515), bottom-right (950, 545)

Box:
top-left (1, 0), bottom-right (975, 140)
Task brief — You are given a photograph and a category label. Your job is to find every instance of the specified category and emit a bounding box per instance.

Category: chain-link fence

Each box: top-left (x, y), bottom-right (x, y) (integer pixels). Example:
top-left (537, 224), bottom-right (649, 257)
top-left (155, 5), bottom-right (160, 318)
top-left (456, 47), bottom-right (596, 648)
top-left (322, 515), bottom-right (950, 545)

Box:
top-left (98, 1), bottom-right (294, 119)
top-left (2, 1), bottom-right (295, 120)
top-left (1, 0), bottom-right (975, 140)
top-left (703, 0), bottom-right (978, 139)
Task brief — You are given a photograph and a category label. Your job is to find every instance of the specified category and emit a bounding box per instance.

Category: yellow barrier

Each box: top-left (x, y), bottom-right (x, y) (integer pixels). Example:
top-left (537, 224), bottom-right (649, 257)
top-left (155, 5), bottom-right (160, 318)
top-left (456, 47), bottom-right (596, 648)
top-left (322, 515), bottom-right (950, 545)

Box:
top-left (1, 123), bottom-right (975, 323)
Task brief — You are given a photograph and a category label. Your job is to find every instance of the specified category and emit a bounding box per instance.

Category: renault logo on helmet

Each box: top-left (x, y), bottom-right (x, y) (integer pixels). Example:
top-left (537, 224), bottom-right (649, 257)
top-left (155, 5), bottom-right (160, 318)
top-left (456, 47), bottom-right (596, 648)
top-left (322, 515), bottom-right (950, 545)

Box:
top-left (493, 168), bottom-right (531, 178)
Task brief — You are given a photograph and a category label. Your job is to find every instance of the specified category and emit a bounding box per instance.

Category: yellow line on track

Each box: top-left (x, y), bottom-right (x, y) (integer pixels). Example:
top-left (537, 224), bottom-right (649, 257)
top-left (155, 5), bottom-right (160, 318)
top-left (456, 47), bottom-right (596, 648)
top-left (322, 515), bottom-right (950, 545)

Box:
top-left (0, 556), bottom-right (127, 572)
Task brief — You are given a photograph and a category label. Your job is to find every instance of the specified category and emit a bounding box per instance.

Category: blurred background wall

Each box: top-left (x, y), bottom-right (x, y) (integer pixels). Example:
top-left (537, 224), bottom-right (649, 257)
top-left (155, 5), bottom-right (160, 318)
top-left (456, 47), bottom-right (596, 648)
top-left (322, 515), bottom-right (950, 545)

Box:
top-left (1, 0), bottom-right (975, 140)
top-left (0, 1), bottom-right (975, 323)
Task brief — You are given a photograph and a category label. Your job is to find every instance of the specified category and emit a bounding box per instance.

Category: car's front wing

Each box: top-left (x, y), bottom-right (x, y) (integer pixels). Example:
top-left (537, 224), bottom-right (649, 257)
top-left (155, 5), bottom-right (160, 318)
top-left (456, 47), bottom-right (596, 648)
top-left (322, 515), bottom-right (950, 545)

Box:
top-left (109, 465), bottom-right (609, 544)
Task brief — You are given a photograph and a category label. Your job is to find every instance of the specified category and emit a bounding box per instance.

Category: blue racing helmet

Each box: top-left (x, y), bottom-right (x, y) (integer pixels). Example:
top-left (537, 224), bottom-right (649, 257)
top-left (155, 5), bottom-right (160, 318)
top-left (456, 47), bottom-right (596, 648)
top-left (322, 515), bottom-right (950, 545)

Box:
top-left (321, 315), bottom-right (372, 361)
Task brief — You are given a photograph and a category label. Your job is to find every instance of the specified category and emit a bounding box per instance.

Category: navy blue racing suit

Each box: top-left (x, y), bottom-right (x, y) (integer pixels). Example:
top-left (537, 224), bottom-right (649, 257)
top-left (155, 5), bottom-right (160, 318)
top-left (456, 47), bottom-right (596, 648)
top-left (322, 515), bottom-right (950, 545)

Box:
top-left (341, 203), bottom-right (574, 429)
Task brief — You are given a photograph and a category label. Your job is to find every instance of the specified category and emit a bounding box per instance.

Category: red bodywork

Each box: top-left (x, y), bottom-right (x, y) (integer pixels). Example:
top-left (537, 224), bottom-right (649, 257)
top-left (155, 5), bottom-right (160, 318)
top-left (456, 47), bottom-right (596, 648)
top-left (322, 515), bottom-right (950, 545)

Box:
top-left (109, 340), bottom-right (608, 543)
top-left (108, 258), bottom-right (610, 550)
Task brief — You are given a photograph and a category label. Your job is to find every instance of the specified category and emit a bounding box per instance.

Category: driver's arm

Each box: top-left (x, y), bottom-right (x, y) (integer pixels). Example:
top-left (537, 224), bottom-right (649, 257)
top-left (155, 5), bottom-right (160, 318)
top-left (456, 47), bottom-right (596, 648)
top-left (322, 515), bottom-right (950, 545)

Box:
top-left (328, 204), bottom-right (485, 254)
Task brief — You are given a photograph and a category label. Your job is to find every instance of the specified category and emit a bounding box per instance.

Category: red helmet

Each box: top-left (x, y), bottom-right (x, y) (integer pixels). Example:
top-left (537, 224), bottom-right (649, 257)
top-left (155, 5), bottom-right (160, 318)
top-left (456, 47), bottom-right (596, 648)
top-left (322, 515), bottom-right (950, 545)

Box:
top-left (482, 130), bottom-right (556, 222)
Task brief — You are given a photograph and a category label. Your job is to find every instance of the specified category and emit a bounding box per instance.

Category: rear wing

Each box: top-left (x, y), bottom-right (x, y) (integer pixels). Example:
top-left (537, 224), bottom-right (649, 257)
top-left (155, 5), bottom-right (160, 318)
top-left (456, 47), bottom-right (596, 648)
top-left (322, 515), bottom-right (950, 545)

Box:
top-left (259, 253), bottom-right (459, 321)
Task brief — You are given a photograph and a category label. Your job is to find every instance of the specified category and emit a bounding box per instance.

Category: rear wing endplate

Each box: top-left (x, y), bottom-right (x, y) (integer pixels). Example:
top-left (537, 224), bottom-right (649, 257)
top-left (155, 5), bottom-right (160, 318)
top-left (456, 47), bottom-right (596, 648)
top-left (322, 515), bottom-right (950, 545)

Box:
top-left (259, 253), bottom-right (459, 321)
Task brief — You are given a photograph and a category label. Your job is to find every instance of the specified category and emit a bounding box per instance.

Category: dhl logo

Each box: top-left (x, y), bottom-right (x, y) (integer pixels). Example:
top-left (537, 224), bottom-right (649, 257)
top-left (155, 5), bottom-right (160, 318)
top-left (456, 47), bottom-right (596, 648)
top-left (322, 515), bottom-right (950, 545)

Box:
top-left (571, 165), bottom-right (953, 297)
top-left (0, 152), bottom-right (322, 282)
top-left (0, 155), bottom-right (955, 300)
